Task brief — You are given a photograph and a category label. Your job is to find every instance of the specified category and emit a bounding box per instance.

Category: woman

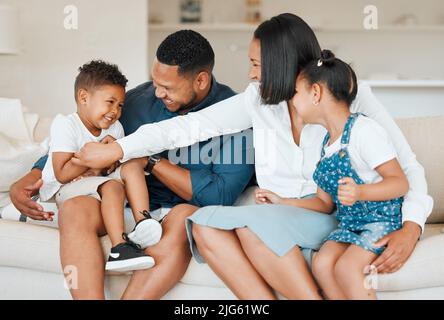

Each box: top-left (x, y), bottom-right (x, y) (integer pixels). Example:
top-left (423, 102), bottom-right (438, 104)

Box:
top-left (75, 13), bottom-right (432, 299)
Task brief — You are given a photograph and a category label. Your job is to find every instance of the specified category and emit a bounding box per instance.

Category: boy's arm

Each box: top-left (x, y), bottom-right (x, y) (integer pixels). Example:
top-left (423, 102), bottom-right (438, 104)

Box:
top-left (52, 152), bottom-right (90, 184)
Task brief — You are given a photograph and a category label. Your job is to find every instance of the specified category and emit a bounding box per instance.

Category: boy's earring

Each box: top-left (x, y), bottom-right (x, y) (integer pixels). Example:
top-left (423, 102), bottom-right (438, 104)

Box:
top-left (313, 101), bottom-right (319, 106)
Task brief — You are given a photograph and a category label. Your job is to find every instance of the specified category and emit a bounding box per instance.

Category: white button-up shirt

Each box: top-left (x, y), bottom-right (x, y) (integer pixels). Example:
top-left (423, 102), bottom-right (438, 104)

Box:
top-left (117, 82), bottom-right (433, 231)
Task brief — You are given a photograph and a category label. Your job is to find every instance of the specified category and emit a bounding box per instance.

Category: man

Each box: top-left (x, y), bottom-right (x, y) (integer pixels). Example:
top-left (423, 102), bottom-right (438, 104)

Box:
top-left (10, 30), bottom-right (255, 299)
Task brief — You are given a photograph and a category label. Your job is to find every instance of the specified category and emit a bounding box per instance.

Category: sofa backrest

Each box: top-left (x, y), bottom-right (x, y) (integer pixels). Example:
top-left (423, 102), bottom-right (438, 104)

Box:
top-left (395, 116), bottom-right (444, 224)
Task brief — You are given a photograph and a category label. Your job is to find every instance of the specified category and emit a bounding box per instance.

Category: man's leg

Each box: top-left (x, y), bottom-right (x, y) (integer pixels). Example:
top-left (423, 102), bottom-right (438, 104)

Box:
top-left (235, 227), bottom-right (322, 300)
top-left (192, 225), bottom-right (276, 300)
top-left (58, 196), bottom-right (107, 300)
top-left (121, 204), bottom-right (198, 300)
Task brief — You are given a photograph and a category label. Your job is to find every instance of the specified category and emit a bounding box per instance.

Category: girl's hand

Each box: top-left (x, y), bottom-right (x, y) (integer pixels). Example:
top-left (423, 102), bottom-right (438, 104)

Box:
top-left (72, 168), bottom-right (102, 182)
top-left (337, 177), bottom-right (362, 206)
top-left (255, 188), bottom-right (283, 204)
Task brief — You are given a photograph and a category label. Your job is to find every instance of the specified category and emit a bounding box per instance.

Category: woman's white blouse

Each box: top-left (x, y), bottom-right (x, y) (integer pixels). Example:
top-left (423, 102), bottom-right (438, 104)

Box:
top-left (117, 82), bottom-right (433, 231)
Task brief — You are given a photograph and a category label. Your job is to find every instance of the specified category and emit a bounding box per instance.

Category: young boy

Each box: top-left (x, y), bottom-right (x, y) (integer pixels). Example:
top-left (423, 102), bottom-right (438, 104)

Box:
top-left (40, 60), bottom-right (162, 272)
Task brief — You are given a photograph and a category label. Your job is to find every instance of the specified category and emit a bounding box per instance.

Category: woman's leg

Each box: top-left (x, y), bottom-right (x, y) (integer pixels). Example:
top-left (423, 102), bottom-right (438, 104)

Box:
top-left (122, 204), bottom-right (198, 300)
top-left (235, 227), bottom-right (322, 300)
top-left (98, 180), bottom-right (126, 247)
top-left (311, 241), bottom-right (349, 300)
top-left (193, 225), bottom-right (276, 300)
top-left (120, 158), bottom-right (150, 222)
top-left (58, 196), bottom-right (107, 300)
top-left (334, 245), bottom-right (378, 300)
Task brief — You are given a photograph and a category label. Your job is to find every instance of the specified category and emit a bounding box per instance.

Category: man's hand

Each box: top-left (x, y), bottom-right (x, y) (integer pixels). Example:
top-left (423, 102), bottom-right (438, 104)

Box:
top-left (72, 141), bottom-right (123, 169)
top-left (337, 177), bottom-right (361, 206)
top-left (372, 221), bottom-right (421, 273)
top-left (9, 177), bottom-right (54, 221)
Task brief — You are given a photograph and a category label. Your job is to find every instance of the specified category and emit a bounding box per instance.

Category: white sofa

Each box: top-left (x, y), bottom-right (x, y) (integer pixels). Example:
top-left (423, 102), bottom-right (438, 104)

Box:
top-left (0, 115), bottom-right (443, 300)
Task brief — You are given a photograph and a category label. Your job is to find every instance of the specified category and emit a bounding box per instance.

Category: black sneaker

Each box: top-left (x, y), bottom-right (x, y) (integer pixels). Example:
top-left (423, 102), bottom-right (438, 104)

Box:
top-left (105, 233), bottom-right (155, 272)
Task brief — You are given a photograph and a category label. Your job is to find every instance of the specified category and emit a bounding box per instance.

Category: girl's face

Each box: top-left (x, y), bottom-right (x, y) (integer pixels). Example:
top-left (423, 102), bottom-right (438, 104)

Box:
top-left (248, 38), bottom-right (261, 82)
top-left (291, 75), bottom-right (321, 123)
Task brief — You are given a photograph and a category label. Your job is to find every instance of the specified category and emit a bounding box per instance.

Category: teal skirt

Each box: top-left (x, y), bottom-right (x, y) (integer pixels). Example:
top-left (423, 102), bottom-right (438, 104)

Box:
top-left (186, 204), bottom-right (338, 265)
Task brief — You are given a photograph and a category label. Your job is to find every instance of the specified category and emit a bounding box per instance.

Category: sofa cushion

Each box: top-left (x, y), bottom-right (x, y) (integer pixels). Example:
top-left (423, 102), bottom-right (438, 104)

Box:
top-left (395, 116), bottom-right (444, 223)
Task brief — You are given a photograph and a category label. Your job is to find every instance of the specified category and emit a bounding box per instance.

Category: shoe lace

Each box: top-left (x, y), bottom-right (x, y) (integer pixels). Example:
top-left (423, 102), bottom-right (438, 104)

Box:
top-left (122, 233), bottom-right (143, 251)
top-left (140, 210), bottom-right (152, 220)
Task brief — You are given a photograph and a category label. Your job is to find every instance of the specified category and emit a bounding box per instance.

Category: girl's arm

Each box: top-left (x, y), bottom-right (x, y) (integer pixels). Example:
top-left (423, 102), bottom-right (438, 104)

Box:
top-left (338, 159), bottom-right (409, 206)
top-left (52, 152), bottom-right (90, 184)
top-left (255, 187), bottom-right (335, 214)
top-left (353, 83), bottom-right (433, 229)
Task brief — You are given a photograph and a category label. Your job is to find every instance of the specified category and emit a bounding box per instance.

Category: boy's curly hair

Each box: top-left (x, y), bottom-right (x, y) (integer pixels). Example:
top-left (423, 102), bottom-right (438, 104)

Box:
top-left (74, 60), bottom-right (128, 102)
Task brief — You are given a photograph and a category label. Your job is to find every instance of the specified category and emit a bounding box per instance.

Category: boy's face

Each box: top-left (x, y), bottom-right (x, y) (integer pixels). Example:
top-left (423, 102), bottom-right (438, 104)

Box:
top-left (151, 58), bottom-right (199, 113)
top-left (80, 84), bottom-right (125, 130)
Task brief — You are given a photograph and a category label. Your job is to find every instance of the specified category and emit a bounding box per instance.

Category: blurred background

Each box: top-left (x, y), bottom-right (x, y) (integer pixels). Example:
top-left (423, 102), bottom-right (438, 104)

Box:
top-left (0, 0), bottom-right (443, 118)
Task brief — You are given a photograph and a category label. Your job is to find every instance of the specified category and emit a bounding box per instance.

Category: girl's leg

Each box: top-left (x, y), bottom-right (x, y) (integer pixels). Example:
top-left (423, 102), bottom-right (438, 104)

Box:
top-left (192, 225), bottom-right (277, 300)
top-left (311, 241), bottom-right (349, 300)
top-left (98, 180), bottom-right (126, 247)
top-left (235, 227), bottom-right (322, 300)
top-left (58, 196), bottom-right (107, 300)
top-left (334, 245), bottom-right (378, 300)
top-left (120, 158), bottom-right (150, 223)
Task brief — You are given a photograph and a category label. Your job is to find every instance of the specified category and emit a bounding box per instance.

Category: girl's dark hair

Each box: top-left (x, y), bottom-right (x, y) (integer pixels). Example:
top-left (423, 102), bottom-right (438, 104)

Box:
top-left (254, 13), bottom-right (321, 105)
top-left (300, 49), bottom-right (358, 106)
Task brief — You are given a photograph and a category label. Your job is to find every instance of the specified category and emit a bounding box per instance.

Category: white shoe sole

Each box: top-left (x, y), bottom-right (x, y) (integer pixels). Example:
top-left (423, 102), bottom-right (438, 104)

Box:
top-left (105, 256), bottom-right (155, 272)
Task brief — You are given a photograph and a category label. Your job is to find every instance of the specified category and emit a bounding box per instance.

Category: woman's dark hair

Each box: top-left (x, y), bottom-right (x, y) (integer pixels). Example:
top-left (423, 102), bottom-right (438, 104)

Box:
top-left (300, 49), bottom-right (358, 106)
top-left (156, 30), bottom-right (215, 77)
top-left (254, 13), bottom-right (321, 105)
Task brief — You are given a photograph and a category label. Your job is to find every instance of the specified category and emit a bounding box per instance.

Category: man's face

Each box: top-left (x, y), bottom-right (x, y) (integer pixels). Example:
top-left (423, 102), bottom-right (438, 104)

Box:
top-left (151, 58), bottom-right (199, 113)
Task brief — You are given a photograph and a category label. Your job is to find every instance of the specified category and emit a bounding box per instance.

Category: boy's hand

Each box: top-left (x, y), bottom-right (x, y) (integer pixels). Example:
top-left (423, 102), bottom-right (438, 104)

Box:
top-left (101, 135), bottom-right (116, 144)
top-left (255, 188), bottom-right (283, 204)
top-left (337, 177), bottom-right (361, 206)
top-left (72, 168), bottom-right (102, 182)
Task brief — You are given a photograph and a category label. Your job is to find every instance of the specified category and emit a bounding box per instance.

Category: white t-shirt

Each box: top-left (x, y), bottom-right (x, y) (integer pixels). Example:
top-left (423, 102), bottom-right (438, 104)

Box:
top-left (40, 113), bottom-right (124, 201)
top-left (322, 116), bottom-right (397, 184)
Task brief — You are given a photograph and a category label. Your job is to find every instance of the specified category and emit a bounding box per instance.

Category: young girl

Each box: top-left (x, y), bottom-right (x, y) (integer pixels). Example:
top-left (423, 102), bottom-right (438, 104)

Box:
top-left (40, 60), bottom-right (162, 272)
top-left (255, 50), bottom-right (409, 299)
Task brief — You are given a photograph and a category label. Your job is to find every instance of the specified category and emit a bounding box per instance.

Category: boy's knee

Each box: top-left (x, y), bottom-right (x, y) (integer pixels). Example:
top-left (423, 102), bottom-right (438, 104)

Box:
top-left (99, 180), bottom-right (124, 195)
top-left (58, 197), bottom-right (96, 230)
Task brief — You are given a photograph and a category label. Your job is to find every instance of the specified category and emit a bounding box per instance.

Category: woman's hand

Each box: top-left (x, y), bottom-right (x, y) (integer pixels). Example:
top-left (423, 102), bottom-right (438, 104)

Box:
top-left (337, 177), bottom-right (361, 206)
top-left (255, 188), bottom-right (283, 204)
top-left (72, 142), bottom-right (123, 169)
top-left (100, 135), bottom-right (116, 144)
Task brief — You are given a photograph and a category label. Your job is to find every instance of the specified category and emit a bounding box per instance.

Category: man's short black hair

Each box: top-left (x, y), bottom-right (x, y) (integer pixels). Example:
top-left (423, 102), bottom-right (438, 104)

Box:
top-left (156, 30), bottom-right (215, 77)
top-left (74, 60), bottom-right (128, 102)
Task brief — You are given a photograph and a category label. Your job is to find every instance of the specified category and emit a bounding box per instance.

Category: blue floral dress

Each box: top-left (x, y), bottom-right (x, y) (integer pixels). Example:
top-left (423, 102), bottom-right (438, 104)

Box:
top-left (313, 113), bottom-right (403, 255)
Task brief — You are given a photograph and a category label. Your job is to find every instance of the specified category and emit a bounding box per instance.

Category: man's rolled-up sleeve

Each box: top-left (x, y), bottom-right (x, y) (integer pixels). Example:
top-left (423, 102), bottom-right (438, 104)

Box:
top-left (189, 130), bottom-right (255, 207)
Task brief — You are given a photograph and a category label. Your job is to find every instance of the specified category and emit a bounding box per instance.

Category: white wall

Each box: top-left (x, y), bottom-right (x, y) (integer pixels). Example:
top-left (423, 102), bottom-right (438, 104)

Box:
top-left (0, 0), bottom-right (148, 117)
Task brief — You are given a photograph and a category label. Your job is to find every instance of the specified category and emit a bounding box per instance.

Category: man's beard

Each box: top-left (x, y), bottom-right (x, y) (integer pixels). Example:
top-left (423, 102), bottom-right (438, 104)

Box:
top-left (178, 91), bottom-right (198, 114)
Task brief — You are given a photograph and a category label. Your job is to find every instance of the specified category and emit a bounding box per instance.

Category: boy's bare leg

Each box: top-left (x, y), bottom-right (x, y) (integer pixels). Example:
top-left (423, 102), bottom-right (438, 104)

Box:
top-left (120, 158), bottom-right (150, 222)
top-left (121, 204), bottom-right (198, 300)
top-left (335, 244), bottom-right (378, 300)
top-left (58, 196), bottom-right (107, 300)
top-left (98, 180), bottom-right (127, 247)
top-left (311, 241), bottom-right (349, 300)
top-left (235, 227), bottom-right (321, 300)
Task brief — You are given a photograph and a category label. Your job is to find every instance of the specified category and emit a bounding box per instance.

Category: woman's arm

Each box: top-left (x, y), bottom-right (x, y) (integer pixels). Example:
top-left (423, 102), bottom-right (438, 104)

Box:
top-left (352, 83), bottom-right (433, 230)
top-left (116, 86), bottom-right (255, 162)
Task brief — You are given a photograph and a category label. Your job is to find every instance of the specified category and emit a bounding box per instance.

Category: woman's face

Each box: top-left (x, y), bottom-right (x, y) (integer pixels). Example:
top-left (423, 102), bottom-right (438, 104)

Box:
top-left (291, 75), bottom-right (319, 123)
top-left (248, 38), bottom-right (261, 81)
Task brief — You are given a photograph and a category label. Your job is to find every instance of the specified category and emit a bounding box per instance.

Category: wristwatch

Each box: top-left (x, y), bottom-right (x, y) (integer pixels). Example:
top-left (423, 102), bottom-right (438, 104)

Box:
top-left (145, 155), bottom-right (162, 174)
